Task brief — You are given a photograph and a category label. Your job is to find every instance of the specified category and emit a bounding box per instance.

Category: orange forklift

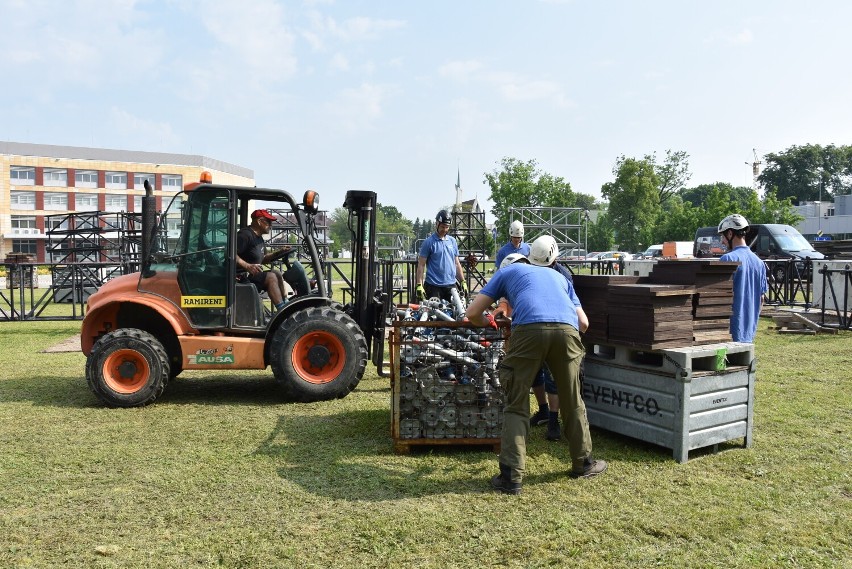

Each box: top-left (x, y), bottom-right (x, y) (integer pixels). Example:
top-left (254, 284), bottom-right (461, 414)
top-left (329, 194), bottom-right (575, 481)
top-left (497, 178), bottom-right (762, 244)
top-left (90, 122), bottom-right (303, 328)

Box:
top-left (81, 174), bottom-right (385, 407)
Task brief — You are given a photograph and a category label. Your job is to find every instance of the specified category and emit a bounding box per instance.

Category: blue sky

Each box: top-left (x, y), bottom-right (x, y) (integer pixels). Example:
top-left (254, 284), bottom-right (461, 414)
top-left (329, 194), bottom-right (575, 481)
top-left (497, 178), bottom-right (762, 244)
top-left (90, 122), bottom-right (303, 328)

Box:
top-left (3, 0), bottom-right (850, 223)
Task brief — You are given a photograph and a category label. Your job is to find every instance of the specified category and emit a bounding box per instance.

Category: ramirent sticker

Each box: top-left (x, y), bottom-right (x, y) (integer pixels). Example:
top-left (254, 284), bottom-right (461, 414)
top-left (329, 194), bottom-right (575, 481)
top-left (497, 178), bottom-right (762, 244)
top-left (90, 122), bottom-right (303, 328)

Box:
top-left (181, 296), bottom-right (226, 307)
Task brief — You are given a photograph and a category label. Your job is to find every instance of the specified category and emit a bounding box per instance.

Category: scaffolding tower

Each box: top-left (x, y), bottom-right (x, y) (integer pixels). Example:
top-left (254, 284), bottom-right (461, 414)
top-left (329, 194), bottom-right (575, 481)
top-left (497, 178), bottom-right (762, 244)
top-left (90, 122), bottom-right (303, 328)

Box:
top-left (451, 209), bottom-right (489, 290)
top-left (509, 206), bottom-right (587, 255)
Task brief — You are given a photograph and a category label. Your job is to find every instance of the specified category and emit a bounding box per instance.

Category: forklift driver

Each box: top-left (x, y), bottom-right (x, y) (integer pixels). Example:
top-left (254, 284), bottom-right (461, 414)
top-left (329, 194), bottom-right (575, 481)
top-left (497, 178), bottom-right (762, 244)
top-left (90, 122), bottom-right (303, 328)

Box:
top-left (236, 209), bottom-right (292, 311)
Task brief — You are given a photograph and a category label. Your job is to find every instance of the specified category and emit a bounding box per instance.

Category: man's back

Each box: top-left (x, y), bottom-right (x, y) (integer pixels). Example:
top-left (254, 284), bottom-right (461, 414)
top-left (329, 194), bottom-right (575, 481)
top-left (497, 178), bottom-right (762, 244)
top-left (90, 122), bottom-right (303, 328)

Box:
top-left (480, 263), bottom-right (580, 328)
top-left (721, 245), bottom-right (767, 342)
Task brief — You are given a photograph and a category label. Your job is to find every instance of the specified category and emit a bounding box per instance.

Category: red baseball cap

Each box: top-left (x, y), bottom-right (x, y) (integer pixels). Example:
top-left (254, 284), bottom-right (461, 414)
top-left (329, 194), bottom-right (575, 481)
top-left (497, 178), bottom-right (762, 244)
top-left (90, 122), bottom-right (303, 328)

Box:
top-left (251, 209), bottom-right (276, 221)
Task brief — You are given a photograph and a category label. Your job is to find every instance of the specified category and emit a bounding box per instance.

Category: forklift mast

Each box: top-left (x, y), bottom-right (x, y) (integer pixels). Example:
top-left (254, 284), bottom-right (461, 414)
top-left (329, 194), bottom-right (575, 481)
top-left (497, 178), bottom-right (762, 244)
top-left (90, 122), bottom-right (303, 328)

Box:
top-left (342, 190), bottom-right (381, 357)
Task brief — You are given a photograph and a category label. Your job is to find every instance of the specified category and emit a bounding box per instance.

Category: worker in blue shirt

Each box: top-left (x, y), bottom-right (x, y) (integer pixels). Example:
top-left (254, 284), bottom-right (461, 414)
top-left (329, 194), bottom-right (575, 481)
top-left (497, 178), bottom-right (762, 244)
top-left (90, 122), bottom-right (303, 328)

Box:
top-left (718, 214), bottom-right (768, 342)
top-left (467, 235), bottom-right (606, 494)
top-left (415, 209), bottom-right (467, 302)
top-left (494, 220), bottom-right (531, 270)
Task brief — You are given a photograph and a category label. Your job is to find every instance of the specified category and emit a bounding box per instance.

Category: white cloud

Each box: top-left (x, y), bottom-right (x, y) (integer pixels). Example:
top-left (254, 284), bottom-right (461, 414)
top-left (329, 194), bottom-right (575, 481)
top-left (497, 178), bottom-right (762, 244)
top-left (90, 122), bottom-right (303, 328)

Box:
top-left (0, 1), bottom-right (164, 87)
top-left (306, 12), bottom-right (405, 47)
top-left (439, 60), bottom-right (483, 81)
top-left (448, 98), bottom-right (490, 147)
top-left (109, 107), bottom-right (180, 147)
top-left (728, 29), bottom-right (754, 45)
top-left (199, 0), bottom-right (297, 81)
top-left (324, 82), bottom-right (396, 133)
top-left (330, 53), bottom-right (350, 72)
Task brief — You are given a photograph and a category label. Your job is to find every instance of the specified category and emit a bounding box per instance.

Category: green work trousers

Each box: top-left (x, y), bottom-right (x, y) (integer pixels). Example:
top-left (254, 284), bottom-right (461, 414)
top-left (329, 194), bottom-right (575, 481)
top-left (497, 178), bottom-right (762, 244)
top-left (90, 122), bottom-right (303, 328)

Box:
top-left (498, 323), bottom-right (592, 482)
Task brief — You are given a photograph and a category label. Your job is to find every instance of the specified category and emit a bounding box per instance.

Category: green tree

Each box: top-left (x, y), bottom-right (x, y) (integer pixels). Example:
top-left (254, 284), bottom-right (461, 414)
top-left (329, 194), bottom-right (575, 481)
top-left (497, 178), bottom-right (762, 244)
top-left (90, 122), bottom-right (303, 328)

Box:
top-left (758, 144), bottom-right (852, 202)
top-left (656, 149), bottom-right (692, 204)
top-left (601, 156), bottom-right (661, 251)
top-left (650, 195), bottom-right (700, 243)
top-left (680, 183), bottom-right (753, 211)
top-left (328, 207), bottom-right (351, 258)
top-left (484, 157), bottom-right (597, 243)
top-left (586, 211), bottom-right (614, 252)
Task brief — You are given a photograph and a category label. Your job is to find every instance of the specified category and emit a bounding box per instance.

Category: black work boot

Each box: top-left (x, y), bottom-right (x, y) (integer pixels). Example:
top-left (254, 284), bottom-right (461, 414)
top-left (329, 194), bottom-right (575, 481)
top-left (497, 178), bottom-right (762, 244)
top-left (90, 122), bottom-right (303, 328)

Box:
top-left (546, 412), bottom-right (561, 441)
top-left (490, 462), bottom-right (522, 495)
top-left (570, 457), bottom-right (608, 479)
top-left (529, 407), bottom-right (549, 427)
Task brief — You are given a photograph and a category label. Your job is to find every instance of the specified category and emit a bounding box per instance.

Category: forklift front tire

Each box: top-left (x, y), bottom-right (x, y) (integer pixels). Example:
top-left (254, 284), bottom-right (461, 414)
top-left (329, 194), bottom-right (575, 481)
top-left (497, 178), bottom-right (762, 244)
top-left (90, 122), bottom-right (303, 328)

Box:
top-left (86, 328), bottom-right (169, 408)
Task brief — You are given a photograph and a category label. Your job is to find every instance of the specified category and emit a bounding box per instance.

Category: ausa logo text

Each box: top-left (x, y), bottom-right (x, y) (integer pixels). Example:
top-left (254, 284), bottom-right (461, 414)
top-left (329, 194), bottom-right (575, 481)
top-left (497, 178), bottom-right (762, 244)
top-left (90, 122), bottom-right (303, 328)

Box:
top-left (187, 345), bottom-right (235, 365)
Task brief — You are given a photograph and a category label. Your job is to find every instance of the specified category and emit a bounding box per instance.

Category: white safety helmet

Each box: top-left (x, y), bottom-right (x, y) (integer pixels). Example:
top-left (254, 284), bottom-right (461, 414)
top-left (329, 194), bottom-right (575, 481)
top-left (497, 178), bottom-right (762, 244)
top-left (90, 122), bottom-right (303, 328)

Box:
top-left (509, 220), bottom-right (525, 238)
top-left (717, 214), bottom-right (750, 235)
top-left (529, 235), bottom-right (559, 267)
top-left (499, 252), bottom-right (529, 270)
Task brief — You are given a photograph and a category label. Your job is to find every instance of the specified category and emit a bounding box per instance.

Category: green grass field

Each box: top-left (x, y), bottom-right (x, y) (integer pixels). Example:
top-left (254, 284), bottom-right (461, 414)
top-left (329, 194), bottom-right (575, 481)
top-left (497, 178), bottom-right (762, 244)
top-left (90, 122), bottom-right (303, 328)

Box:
top-left (0, 318), bottom-right (849, 568)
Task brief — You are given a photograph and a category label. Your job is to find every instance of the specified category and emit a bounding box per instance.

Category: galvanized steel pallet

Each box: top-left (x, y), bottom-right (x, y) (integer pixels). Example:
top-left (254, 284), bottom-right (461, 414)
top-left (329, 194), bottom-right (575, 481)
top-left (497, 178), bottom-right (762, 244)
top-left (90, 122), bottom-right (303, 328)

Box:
top-left (389, 312), bottom-right (507, 454)
top-left (581, 341), bottom-right (756, 462)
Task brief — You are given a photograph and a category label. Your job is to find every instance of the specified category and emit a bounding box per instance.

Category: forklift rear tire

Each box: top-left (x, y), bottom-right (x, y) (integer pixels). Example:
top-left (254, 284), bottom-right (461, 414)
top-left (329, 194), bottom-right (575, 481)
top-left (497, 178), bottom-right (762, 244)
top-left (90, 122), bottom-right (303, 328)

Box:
top-left (270, 306), bottom-right (367, 402)
top-left (86, 329), bottom-right (170, 408)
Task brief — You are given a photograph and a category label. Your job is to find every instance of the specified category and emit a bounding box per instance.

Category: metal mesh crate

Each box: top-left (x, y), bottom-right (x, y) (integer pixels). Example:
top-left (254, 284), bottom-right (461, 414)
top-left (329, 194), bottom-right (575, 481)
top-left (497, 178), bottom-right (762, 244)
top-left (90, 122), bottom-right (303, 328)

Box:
top-left (389, 299), bottom-right (507, 453)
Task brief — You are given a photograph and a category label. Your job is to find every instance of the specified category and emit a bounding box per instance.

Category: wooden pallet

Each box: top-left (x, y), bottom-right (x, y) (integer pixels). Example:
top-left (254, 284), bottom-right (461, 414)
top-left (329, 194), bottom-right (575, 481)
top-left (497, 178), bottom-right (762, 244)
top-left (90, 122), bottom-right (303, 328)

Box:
top-left (393, 438), bottom-right (501, 454)
top-left (770, 312), bottom-right (838, 335)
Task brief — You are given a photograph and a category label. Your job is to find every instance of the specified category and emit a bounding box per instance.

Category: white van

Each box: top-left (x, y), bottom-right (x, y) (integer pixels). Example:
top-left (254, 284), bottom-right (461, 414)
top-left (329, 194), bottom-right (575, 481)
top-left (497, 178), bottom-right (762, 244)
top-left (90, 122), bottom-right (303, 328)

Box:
top-left (640, 244), bottom-right (663, 259)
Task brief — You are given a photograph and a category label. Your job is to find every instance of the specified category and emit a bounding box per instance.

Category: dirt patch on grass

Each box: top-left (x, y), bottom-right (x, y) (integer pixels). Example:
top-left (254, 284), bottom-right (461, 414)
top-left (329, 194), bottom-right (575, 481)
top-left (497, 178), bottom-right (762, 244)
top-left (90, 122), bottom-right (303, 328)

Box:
top-left (42, 335), bottom-right (81, 353)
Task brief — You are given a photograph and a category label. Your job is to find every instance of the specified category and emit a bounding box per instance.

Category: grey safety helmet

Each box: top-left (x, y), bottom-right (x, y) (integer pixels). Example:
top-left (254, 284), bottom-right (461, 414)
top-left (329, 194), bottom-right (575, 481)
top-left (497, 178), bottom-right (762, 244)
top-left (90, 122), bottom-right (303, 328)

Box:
top-left (717, 214), bottom-right (749, 236)
top-left (499, 252), bottom-right (529, 270)
top-left (436, 209), bottom-right (452, 225)
top-left (529, 235), bottom-right (559, 266)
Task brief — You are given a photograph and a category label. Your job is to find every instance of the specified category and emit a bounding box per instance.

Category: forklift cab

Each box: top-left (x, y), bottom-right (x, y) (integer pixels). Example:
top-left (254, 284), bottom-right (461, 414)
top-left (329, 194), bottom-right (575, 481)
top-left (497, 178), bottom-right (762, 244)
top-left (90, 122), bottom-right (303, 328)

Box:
top-left (139, 179), bottom-right (322, 331)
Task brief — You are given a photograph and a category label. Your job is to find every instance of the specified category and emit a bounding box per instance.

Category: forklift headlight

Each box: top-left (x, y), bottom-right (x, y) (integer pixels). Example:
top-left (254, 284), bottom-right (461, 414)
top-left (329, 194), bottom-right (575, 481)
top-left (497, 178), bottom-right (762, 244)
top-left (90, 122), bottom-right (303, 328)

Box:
top-left (303, 190), bottom-right (320, 214)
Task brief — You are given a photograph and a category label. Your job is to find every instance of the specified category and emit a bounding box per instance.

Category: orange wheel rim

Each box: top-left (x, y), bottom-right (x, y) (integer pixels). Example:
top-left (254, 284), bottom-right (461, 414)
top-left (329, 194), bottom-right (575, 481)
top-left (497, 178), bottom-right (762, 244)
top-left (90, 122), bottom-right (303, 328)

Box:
top-left (103, 349), bottom-right (150, 394)
top-left (292, 331), bottom-right (345, 384)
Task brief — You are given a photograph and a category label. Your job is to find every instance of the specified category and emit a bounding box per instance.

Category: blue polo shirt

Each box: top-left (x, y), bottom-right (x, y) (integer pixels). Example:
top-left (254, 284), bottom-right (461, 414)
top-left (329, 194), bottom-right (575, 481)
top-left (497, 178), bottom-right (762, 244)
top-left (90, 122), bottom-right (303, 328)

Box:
top-left (480, 263), bottom-right (581, 330)
top-left (494, 241), bottom-right (531, 269)
top-left (720, 245), bottom-right (768, 342)
top-left (419, 232), bottom-right (460, 287)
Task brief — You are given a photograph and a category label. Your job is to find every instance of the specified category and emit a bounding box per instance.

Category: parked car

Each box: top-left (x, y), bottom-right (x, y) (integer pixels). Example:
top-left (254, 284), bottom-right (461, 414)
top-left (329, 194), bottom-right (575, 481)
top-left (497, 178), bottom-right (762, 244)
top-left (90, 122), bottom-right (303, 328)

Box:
top-left (639, 244), bottom-right (664, 259)
top-left (559, 248), bottom-right (588, 260)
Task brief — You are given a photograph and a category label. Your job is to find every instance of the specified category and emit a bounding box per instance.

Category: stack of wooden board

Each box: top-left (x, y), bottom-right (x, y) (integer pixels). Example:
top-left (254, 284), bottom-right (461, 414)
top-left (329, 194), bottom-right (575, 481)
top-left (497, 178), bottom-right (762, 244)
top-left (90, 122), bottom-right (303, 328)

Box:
top-left (571, 274), bottom-right (646, 343)
top-left (606, 283), bottom-right (695, 350)
top-left (648, 260), bottom-right (739, 344)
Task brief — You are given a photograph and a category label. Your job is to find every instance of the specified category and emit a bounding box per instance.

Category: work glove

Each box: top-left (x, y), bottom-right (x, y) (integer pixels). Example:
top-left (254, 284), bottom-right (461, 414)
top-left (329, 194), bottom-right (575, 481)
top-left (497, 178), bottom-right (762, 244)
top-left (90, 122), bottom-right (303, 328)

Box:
top-left (485, 313), bottom-right (498, 330)
top-left (415, 284), bottom-right (426, 302)
top-left (459, 279), bottom-right (469, 296)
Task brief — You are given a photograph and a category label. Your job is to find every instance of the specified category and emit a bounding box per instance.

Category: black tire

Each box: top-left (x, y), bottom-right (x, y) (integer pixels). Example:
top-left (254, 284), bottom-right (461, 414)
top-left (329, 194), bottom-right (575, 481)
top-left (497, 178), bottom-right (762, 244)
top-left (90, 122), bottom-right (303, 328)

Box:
top-left (86, 329), bottom-right (170, 408)
top-left (270, 306), bottom-right (367, 402)
top-left (772, 264), bottom-right (787, 284)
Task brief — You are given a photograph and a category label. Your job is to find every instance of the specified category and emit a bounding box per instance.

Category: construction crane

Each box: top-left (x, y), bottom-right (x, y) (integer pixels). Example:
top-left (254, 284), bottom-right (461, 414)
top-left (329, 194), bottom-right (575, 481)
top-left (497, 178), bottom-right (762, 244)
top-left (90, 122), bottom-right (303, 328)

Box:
top-left (746, 148), bottom-right (762, 195)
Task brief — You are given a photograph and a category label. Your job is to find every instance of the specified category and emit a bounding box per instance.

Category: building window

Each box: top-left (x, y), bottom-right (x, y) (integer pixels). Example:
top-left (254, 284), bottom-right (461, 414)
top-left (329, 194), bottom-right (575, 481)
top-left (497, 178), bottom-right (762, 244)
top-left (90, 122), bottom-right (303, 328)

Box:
top-left (47, 217), bottom-right (68, 232)
top-left (11, 216), bottom-right (38, 235)
top-left (106, 171), bottom-right (127, 189)
top-left (134, 173), bottom-right (156, 189)
top-left (44, 193), bottom-right (69, 210)
top-left (75, 193), bottom-right (99, 211)
top-left (10, 166), bottom-right (36, 185)
top-left (44, 168), bottom-right (68, 187)
top-left (105, 194), bottom-right (126, 212)
top-left (75, 170), bottom-right (98, 188)
top-left (11, 190), bottom-right (36, 209)
top-left (133, 196), bottom-right (143, 211)
top-left (12, 239), bottom-right (37, 255)
top-left (162, 174), bottom-right (183, 190)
